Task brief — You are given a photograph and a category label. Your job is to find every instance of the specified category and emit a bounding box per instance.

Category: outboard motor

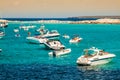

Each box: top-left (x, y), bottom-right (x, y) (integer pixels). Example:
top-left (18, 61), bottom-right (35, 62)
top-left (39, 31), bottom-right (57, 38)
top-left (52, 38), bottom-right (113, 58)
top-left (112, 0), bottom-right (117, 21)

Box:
top-left (53, 51), bottom-right (56, 57)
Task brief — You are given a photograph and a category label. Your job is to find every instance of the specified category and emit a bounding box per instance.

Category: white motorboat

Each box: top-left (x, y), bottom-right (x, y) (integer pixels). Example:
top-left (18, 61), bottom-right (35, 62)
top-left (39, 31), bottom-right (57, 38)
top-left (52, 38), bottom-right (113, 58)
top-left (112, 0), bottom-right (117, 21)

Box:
top-left (36, 25), bottom-right (60, 38)
top-left (19, 26), bottom-right (29, 31)
top-left (69, 37), bottom-right (82, 43)
top-left (49, 48), bottom-right (71, 57)
top-left (0, 32), bottom-right (5, 39)
top-left (26, 36), bottom-right (48, 44)
top-left (0, 20), bottom-right (8, 28)
top-left (0, 49), bottom-right (2, 52)
top-left (76, 47), bottom-right (116, 66)
top-left (44, 40), bottom-right (65, 50)
top-left (27, 25), bottom-right (36, 29)
top-left (36, 24), bottom-right (45, 32)
top-left (23, 27), bottom-right (29, 31)
top-left (14, 29), bottom-right (19, 33)
top-left (62, 34), bottom-right (70, 39)
top-left (0, 27), bottom-right (5, 39)
top-left (41, 30), bottom-right (60, 38)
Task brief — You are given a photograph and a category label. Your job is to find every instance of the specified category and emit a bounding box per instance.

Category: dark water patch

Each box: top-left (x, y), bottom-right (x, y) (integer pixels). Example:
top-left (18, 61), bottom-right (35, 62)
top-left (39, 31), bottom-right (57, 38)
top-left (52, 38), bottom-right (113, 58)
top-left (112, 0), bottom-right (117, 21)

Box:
top-left (0, 64), bottom-right (120, 80)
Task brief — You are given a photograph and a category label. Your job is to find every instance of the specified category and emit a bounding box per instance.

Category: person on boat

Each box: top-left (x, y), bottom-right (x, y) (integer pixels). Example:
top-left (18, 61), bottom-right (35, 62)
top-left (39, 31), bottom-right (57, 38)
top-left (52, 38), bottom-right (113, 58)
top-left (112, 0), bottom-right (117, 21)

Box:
top-left (28, 32), bottom-right (31, 37)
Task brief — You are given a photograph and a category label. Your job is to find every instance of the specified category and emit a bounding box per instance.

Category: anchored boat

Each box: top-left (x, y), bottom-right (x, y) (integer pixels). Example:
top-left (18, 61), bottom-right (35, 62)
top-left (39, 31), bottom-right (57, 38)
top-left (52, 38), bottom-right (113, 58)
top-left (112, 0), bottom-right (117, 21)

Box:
top-left (26, 36), bottom-right (48, 44)
top-left (40, 30), bottom-right (60, 38)
top-left (0, 27), bottom-right (5, 39)
top-left (69, 36), bottom-right (82, 43)
top-left (0, 32), bottom-right (5, 39)
top-left (62, 34), bottom-right (70, 39)
top-left (48, 48), bottom-right (71, 57)
top-left (76, 47), bottom-right (116, 66)
top-left (36, 25), bottom-right (60, 38)
top-left (0, 49), bottom-right (2, 52)
top-left (44, 40), bottom-right (65, 50)
top-left (0, 20), bottom-right (8, 28)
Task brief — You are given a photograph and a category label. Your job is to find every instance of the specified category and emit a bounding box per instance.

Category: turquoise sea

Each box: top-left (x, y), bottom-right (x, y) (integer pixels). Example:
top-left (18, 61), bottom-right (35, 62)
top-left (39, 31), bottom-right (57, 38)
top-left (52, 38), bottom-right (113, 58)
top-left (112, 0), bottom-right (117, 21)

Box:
top-left (0, 22), bottom-right (120, 80)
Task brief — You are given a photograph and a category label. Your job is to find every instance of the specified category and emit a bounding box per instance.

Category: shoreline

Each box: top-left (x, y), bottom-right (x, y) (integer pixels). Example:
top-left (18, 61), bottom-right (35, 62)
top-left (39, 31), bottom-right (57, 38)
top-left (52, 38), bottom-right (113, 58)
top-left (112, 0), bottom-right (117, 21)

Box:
top-left (1, 18), bottom-right (120, 24)
top-left (70, 18), bottom-right (120, 24)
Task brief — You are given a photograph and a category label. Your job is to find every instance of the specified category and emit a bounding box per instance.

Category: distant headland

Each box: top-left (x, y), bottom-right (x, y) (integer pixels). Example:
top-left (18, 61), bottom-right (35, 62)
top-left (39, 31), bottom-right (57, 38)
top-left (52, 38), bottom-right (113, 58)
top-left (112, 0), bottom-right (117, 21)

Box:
top-left (67, 16), bottom-right (120, 24)
top-left (68, 16), bottom-right (120, 19)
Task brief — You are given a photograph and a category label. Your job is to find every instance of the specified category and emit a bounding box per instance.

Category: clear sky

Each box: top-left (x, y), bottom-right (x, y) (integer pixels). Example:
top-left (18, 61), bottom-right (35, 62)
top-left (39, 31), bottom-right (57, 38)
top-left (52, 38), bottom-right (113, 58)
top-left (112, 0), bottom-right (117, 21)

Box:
top-left (0, 0), bottom-right (120, 18)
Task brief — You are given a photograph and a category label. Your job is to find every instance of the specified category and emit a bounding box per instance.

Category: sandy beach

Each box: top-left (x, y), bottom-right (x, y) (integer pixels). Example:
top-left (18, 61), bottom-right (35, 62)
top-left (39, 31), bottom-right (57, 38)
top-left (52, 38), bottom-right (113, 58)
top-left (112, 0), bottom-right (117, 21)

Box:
top-left (70, 18), bottom-right (120, 24)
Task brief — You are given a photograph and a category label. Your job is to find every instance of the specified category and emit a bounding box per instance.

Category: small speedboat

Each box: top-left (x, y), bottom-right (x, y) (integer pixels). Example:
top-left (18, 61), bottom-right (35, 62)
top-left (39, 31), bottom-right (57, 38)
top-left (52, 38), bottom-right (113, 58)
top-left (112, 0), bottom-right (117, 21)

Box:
top-left (19, 26), bottom-right (29, 31)
top-left (62, 34), bottom-right (70, 39)
top-left (49, 48), bottom-right (71, 57)
top-left (76, 47), bottom-right (116, 66)
top-left (44, 40), bottom-right (65, 50)
top-left (0, 32), bottom-right (5, 39)
top-left (24, 27), bottom-right (29, 31)
top-left (14, 29), bottom-right (19, 33)
top-left (69, 37), bottom-right (82, 43)
top-left (27, 25), bottom-right (36, 29)
top-left (26, 36), bottom-right (48, 44)
top-left (0, 49), bottom-right (2, 52)
top-left (0, 21), bottom-right (8, 28)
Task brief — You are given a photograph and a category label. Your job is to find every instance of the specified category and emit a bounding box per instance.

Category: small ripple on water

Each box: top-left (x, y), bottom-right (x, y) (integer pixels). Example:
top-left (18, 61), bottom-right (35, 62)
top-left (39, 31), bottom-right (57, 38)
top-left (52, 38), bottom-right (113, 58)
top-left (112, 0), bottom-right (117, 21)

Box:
top-left (0, 64), bottom-right (120, 80)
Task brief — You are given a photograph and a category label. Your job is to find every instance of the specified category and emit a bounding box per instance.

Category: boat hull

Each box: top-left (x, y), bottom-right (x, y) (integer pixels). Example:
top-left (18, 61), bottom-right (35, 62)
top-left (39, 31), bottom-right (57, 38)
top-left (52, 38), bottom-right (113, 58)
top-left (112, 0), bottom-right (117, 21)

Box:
top-left (26, 37), bottom-right (48, 44)
top-left (69, 38), bottom-right (82, 43)
top-left (77, 57), bottom-right (114, 66)
top-left (41, 33), bottom-right (60, 38)
top-left (49, 48), bottom-right (71, 57)
top-left (44, 43), bottom-right (65, 50)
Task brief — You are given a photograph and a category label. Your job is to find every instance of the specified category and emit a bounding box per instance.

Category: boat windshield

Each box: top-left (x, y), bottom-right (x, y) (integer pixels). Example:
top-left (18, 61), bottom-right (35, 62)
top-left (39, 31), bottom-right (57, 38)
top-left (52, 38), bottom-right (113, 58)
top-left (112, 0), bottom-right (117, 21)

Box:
top-left (83, 49), bottom-right (95, 56)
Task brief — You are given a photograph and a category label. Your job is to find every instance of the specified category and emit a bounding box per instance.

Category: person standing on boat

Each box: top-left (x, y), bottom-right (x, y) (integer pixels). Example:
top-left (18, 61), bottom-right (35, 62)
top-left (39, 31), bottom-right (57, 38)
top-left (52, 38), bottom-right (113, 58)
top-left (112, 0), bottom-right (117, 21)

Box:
top-left (28, 32), bottom-right (31, 37)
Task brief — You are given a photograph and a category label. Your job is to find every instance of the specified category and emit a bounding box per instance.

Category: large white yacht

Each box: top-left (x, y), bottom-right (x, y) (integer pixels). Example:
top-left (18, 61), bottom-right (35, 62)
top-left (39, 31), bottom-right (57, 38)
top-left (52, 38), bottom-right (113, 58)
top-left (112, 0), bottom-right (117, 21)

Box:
top-left (26, 24), bottom-right (60, 44)
top-left (36, 25), bottom-right (60, 38)
top-left (41, 30), bottom-right (60, 38)
top-left (76, 47), bottom-right (116, 66)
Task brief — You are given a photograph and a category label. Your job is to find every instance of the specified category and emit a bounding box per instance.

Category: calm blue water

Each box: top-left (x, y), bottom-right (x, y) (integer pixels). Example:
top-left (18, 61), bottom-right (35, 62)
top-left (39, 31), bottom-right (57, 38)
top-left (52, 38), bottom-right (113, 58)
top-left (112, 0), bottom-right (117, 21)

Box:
top-left (0, 22), bottom-right (120, 79)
